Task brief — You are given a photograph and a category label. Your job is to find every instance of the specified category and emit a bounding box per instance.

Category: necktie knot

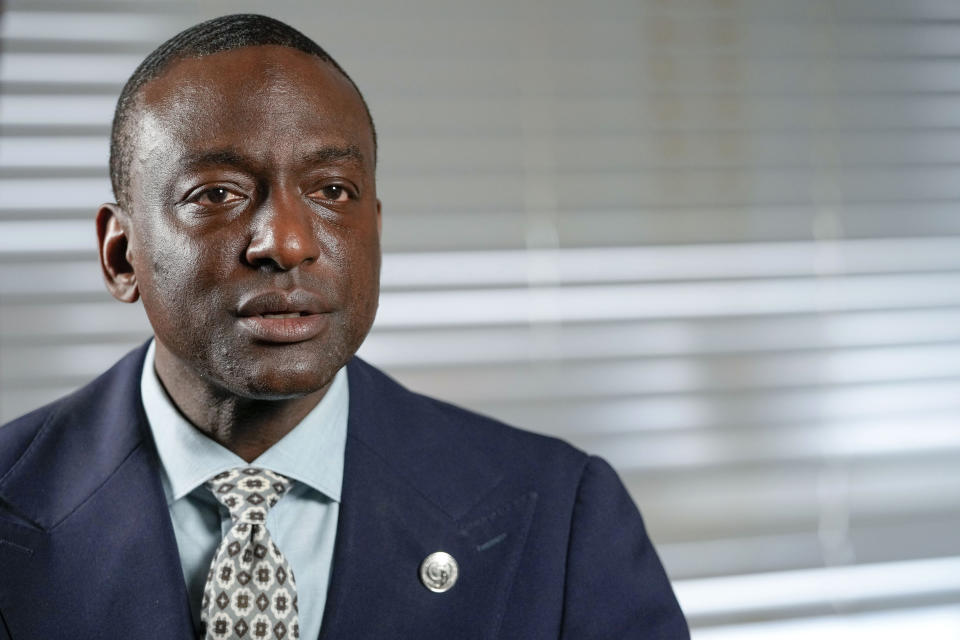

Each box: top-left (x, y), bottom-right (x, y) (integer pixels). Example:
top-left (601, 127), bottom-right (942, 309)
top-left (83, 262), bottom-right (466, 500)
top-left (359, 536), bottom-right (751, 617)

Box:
top-left (207, 467), bottom-right (292, 524)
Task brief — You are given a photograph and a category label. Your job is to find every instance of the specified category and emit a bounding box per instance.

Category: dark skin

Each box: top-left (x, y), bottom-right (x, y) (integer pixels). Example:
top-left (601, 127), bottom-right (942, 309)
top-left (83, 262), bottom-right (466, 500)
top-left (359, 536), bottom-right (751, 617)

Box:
top-left (96, 46), bottom-right (381, 462)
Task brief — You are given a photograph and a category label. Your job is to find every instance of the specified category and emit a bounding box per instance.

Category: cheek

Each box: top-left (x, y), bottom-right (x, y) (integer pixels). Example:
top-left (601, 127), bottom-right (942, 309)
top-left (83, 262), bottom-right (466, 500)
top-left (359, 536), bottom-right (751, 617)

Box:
top-left (319, 217), bottom-right (379, 282)
top-left (340, 232), bottom-right (381, 324)
top-left (133, 228), bottom-right (226, 321)
top-left (339, 225), bottom-right (380, 281)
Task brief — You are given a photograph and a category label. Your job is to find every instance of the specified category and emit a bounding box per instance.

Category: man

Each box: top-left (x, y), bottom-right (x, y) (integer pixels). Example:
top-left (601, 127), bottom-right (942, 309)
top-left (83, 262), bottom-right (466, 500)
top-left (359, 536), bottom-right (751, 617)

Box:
top-left (0, 14), bottom-right (688, 640)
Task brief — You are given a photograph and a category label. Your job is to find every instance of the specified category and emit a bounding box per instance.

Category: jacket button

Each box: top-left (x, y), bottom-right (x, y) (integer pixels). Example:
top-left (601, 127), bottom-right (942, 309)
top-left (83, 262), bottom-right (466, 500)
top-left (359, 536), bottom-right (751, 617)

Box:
top-left (420, 551), bottom-right (459, 593)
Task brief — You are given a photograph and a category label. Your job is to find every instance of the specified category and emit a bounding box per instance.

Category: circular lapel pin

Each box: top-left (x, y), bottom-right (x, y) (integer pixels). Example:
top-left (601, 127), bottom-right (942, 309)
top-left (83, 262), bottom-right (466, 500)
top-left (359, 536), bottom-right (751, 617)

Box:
top-left (419, 551), bottom-right (459, 593)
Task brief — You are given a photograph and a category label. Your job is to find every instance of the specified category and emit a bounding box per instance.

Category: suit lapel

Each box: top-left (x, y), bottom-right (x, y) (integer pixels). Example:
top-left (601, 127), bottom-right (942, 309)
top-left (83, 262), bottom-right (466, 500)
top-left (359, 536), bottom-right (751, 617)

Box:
top-left (0, 345), bottom-right (194, 639)
top-left (318, 359), bottom-right (538, 640)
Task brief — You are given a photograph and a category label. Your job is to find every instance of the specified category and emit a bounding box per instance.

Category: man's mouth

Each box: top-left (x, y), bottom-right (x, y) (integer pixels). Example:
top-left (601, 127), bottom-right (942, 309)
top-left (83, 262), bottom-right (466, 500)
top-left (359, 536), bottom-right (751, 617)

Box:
top-left (236, 291), bottom-right (331, 343)
top-left (237, 290), bottom-right (328, 317)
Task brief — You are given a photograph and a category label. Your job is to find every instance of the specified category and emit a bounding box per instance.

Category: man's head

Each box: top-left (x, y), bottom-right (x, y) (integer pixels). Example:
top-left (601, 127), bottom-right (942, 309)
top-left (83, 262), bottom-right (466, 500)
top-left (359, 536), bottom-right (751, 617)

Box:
top-left (109, 13), bottom-right (376, 211)
top-left (97, 14), bottom-right (381, 402)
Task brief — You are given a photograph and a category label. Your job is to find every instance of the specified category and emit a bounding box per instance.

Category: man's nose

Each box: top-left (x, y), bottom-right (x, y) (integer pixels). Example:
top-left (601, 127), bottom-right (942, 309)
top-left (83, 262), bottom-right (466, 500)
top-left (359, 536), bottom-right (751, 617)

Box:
top-left (244, 192), bottom-right (320, 271)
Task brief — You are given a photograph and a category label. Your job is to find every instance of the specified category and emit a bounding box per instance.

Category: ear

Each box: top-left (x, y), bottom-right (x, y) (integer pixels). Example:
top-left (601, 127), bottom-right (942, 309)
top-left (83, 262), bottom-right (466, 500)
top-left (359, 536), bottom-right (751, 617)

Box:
top-left (375, 198), bottom-right (382, 237)
top-left (96, 203), bottom-right (139, 303)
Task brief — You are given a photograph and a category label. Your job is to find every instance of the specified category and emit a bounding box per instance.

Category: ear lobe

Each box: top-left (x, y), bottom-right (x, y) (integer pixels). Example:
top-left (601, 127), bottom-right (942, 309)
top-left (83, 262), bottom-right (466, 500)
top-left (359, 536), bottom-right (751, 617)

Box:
top-left (96, 203), bottom-right (140, 303)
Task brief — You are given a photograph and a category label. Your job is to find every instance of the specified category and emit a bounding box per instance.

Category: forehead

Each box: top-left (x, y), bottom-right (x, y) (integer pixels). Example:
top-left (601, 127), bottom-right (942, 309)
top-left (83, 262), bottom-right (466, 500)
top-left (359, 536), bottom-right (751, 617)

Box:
top-left (135, 45), bottom-right (373, 165)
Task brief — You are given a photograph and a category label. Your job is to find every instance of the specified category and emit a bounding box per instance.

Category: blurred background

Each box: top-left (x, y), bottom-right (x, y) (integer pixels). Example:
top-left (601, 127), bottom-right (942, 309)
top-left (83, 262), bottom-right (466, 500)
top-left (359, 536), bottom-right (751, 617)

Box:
top-left (2, 0), bottom-right (960, 636)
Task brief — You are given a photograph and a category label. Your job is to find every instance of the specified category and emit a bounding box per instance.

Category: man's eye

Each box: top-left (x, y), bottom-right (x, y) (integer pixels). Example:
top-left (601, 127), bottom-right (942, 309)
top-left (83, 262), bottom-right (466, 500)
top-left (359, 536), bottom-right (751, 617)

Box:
top-left (312, 185), bottom-right (352, 203)
top-left (195, 187), bottom-right (242, 205)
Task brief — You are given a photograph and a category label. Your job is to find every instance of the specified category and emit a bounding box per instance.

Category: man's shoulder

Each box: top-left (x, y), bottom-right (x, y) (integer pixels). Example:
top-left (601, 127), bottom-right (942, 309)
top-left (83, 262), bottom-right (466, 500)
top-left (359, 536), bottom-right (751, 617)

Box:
top-left (0, 383), bottom-right (83, 480)
top-left (0, 344), bottom-right (149, 479)
top-left (0, 401), bottom-right (53, 479)
top-left (419, 388), bottom-right (585, 465)
top-left (345, 356), bottom-right (591, 486)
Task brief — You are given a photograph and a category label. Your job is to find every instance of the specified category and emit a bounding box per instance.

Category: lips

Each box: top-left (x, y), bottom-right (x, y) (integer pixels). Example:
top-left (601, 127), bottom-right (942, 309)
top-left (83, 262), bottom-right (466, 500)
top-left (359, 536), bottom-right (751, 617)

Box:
top-left (236, 290), bottom-right (331, 343)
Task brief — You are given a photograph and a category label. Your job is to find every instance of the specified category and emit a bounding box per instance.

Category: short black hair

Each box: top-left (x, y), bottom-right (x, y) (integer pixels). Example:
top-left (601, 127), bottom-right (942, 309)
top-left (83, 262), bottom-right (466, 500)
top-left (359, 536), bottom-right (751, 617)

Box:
top-left (109, 13), bottom-right (376, 209)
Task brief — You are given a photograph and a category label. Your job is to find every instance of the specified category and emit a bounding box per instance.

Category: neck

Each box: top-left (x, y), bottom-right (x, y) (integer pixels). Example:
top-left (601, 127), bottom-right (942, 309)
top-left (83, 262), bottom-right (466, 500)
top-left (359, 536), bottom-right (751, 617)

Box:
top-left (153, 345), bottom-right (330, 463)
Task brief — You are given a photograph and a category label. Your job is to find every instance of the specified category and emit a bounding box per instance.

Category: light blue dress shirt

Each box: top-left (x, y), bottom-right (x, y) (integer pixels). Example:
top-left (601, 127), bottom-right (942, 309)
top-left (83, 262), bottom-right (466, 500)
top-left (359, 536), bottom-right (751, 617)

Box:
top-left (139, 340), bottom-right (347, 639)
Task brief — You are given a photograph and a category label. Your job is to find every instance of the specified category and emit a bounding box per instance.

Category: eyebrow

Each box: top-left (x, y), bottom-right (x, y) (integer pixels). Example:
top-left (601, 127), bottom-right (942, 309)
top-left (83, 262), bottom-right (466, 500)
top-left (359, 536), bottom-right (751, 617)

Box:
top-left (178, 149), bottom-right (256, 173)
top-left (177, 145), bottom-right (366, 172)
top-left (299, 145), bottom-right (365, 167)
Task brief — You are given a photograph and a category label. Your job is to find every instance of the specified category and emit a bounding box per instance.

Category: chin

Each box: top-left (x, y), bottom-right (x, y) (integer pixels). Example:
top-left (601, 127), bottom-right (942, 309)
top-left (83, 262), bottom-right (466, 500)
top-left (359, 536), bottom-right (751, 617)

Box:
top-left (233, 362), bottom-right (340, 401)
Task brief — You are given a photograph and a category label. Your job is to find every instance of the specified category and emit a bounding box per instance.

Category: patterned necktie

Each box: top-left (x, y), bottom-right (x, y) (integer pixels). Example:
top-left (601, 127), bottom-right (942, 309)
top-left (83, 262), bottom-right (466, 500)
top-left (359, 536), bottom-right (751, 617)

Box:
top-left (201, 467), bottom-right (300, 640)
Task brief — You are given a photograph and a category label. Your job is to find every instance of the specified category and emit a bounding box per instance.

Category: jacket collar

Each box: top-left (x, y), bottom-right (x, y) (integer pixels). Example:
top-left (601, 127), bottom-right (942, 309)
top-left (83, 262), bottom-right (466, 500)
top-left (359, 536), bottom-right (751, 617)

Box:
top-left (341, 356), bottom-right (503, 519)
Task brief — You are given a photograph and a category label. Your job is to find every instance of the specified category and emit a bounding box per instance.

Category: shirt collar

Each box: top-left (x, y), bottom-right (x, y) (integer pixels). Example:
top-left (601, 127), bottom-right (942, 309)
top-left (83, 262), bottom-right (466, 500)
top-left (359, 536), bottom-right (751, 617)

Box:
top-left (140, 339), bottom-right (348, 506)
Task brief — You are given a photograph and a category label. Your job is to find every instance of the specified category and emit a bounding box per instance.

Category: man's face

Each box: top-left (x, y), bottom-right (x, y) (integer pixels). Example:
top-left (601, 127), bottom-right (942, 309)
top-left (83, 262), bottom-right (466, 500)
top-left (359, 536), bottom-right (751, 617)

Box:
top-left (118, 45), bottom-right (380, 399)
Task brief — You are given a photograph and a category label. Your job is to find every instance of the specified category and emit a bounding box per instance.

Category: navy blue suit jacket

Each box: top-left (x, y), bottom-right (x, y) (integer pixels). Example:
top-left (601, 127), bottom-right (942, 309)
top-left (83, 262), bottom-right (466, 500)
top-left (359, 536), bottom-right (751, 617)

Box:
top-left (0, 344), bottom-right (688, 639)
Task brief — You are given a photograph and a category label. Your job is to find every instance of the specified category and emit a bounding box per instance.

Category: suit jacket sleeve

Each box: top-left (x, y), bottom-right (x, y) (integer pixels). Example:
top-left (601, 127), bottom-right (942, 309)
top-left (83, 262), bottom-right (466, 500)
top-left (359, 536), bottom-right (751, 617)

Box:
top-left (560, 456), bottom-right (690, 639)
